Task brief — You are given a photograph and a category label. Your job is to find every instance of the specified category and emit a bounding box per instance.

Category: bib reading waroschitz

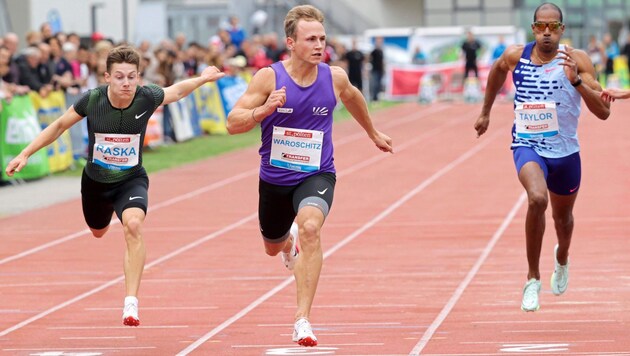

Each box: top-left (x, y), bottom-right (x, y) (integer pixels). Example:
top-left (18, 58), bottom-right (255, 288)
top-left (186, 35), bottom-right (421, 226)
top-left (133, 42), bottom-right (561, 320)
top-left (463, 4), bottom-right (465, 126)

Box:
top-left (270, 126), bottom-right (324, 172)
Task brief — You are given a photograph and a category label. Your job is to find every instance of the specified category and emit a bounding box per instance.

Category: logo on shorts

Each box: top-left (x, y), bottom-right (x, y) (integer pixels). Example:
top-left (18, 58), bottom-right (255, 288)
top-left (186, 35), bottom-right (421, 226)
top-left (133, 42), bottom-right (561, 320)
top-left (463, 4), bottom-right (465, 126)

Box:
top-left (317, 188), bottom-right (328, 195)
top-left (277, 107), bottom-right (293, 114)
top-left (129, 196), bottom-right (144, 201)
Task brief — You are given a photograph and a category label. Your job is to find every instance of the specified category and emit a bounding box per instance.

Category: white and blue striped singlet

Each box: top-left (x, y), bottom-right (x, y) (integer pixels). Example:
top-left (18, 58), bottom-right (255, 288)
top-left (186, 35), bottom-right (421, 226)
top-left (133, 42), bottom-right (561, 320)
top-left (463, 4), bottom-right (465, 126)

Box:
top-left (511, 42), bottom-right (582, 158)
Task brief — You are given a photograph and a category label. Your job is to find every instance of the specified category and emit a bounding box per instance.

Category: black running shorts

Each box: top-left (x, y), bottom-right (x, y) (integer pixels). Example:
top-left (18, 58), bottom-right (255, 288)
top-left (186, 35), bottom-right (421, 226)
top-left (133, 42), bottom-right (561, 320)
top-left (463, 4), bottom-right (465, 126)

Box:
top-left (258, 172), bottom-right (336, 242)
top-left (81, 168), bottom-right (149, 229)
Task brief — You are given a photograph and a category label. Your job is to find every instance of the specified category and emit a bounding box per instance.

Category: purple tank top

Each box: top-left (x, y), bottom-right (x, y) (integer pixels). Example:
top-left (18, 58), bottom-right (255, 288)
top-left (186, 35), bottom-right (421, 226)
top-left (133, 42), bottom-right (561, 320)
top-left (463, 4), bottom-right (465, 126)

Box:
top-left (259, 62), bottom-right (337, 185)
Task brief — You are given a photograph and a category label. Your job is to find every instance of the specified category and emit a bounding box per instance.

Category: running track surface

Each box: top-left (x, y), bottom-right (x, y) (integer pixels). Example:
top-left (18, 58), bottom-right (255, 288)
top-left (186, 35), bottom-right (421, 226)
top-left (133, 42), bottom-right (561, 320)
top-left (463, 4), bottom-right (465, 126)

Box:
top-left (1, 99), bottom-right (629, 356)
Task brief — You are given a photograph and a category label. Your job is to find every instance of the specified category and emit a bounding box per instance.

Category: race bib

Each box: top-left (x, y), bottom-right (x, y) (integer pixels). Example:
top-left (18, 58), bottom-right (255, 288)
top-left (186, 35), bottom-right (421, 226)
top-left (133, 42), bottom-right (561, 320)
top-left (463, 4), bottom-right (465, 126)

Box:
top-left (92, 133), bottom-right (140, 171)
top-left (514, 102), bottom-right (559, 138)
top-left (270, 126), bottom-right (324, 172)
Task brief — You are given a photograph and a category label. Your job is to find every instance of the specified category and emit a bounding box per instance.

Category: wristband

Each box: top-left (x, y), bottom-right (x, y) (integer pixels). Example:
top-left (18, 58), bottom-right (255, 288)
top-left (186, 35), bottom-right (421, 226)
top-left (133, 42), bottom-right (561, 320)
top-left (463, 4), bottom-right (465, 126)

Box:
top-left (571, 76), bottom-right (582, 87)
top-left (251, 107), bottom-right (260, 123)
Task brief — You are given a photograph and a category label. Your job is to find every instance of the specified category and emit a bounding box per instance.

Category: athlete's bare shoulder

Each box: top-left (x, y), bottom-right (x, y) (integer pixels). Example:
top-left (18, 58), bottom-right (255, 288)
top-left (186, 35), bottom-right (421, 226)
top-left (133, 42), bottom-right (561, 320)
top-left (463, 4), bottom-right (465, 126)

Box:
top-left (503, 44), bottom-right (525, 65)
top-left (248, 66), bottom-right (276, 95)
top-left (328, 65), bottom-right (352, 97)
top-left (494, 44), bottom-right (526, 72)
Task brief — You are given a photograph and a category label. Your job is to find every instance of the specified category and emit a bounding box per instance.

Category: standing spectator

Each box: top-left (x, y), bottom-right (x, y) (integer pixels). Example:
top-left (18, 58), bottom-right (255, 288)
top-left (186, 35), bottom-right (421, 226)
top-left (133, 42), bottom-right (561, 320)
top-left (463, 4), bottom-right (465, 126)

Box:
top-left (621, 34), bottom-right (630, 77)
top-left (263, 32), bottom-right (285, 62)
top-left (369, 36), bottom-right (384, 102)
top-left (587, 35), bottom-right (604, 83)
top-left (40, 22), bottom-right (53, 42)
top-left (461, 30), bottom-right (482, 79)
top-left (602, 33), bottom-right (619, 85)
top-left (491, 35), bottom-right (507, 64)
top-left (37, 42), bottom-right (54, 87)
top-left (25, 30), bottom-right (43, 46)
top-left (227, 15), bottom-right (247, 49)
top-left (412, 45), bottom-right (427, 65)
top-left (174, 32), bottom-right (187, 51)
top-left (183, 42), bottom-right (201, 77)
top-left (343, 38), bottom-right (365, 92)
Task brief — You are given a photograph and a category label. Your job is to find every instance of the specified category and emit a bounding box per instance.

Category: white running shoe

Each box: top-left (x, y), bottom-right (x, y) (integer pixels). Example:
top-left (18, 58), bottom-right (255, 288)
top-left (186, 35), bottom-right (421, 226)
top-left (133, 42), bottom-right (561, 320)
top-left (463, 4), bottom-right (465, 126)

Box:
top-left (281, 222), bottom-right (300, 271)
top-left (521, 278), bottom-right (541, 312)
top-left (122, 296), bottom-right (140, 326)
top-left (292, 317), bottom-right (318, 347)
top-left (551, 244), bottom-right (569, 296)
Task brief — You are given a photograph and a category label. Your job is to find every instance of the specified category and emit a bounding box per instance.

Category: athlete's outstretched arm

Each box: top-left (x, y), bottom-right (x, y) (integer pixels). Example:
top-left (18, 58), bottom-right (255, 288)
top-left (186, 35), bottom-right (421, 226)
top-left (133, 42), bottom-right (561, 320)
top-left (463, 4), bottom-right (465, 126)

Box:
top-left (332, 66), bottom-right (393, 153)
top-left (161, 65), bottom-right (224, 106)
top-left (226, 67), bottom-right (285, 135)
top-left (5, 106), bottom-right (83, 176)
top-left (474, 44), bottom-right (520, 137)
top-left (558, 46), bottom-right (610, 120)
top-left (601, 88), bottom-right (630, 102)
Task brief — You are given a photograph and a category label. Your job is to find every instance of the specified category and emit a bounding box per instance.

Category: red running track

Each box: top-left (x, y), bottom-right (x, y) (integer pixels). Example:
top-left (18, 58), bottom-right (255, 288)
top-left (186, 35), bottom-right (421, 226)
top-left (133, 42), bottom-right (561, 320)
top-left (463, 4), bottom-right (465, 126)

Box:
top-left (1, 99), bottom-right (629, 355)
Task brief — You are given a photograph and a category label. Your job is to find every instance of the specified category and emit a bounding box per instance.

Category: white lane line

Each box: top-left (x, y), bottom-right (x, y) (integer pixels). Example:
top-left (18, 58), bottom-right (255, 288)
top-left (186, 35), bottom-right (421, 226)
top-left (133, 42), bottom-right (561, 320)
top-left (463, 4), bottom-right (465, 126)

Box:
top-left (3, 346), bottom-right (156, 351)
top-left (0, 170), bottom-right (256, 267)
top-left (462, 339), bottom-right (614, 344)
top-left (409, 191), bottom-right (527, 355)
top-left (48, 325), bottom-right (189, 330)
top-left (0, 214), bottom-right (256, 338)
top-left (60, 336), bottom-right (136, 340)
top-left (310, 304), bottom-right (418, 308)
top-left (232, 343), bottom-right (384, 348)
top-left (471, 319), bottom-right (617, 324)
top-left (85, 306), bottom-right (218, 311)
top-left (176, 129), bottom-right (499, 355)
top-left (0, 104), bottom-right (446, 266)
top-left (258, 322), bottom-right (401, 327)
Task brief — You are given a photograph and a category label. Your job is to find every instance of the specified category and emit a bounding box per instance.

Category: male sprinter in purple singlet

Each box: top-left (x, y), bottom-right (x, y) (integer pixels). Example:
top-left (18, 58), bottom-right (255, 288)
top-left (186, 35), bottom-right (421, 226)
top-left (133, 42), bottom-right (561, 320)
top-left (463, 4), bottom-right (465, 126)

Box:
top-left (226, 5), bottom-right (393, 347)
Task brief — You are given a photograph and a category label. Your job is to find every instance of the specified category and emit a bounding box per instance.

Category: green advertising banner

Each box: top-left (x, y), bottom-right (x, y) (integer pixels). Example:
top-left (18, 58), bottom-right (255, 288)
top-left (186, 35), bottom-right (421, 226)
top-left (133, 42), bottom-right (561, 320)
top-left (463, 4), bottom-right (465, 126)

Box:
top-left (1, 95), bottom-right (50, 181)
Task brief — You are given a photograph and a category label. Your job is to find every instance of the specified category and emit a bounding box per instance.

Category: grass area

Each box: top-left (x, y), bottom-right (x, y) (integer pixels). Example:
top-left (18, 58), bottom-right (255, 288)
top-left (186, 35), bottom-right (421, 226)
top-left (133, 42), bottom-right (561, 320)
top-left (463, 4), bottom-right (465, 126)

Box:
top-left (56, 100), bottom-right (398, 177)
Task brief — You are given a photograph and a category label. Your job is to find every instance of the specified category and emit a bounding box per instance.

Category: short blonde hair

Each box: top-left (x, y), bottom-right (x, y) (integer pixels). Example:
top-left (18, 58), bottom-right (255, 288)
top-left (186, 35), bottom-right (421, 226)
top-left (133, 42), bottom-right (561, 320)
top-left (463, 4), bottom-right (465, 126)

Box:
top-left (284, 5), bottom-right (324, 39)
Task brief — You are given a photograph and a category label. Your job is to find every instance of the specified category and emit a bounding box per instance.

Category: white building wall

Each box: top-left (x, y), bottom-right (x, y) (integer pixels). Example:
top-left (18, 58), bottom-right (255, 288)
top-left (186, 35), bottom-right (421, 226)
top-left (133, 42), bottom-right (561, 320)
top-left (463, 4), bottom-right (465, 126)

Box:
top-left (340, 0), bottom-right (423, 28)
top-left (27, 0), bottom-right (138, 42)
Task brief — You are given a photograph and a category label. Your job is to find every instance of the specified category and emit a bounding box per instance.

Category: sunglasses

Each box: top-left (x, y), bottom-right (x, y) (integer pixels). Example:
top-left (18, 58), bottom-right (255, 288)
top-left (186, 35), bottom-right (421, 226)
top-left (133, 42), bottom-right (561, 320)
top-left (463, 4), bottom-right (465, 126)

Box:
top-left (532, 21), bottom-right (563, 32)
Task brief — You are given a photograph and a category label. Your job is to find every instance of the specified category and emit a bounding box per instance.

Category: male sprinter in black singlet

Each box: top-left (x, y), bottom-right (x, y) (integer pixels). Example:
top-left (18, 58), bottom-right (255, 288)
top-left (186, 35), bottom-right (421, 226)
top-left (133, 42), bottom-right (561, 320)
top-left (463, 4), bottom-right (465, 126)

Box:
top-left (5, 45), bottom-right (224, 326)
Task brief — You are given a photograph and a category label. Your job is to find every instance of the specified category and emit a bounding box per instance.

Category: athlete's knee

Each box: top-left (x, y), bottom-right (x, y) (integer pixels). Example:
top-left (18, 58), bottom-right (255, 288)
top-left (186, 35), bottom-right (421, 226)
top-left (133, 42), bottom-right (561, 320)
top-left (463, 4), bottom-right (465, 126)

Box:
top-left (264, 240), bottom-right (283, 256)
top-left (299, 220), bottom-right (321, 244)
top-left (123, 216), bottom-right (143, 240)
top-left (90, 226), bottom-right (109, 238)
top-left (527, 191), bottom-right (548, 212)
top-left (552, 211), bottom-right (574, 229)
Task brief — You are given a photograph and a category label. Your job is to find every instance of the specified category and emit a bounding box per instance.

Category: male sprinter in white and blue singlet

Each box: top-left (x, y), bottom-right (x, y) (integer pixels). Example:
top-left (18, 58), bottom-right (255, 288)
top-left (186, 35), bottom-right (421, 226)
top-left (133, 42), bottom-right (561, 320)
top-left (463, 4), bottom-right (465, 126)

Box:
top-left (474, 2), bottom-right (610, 312)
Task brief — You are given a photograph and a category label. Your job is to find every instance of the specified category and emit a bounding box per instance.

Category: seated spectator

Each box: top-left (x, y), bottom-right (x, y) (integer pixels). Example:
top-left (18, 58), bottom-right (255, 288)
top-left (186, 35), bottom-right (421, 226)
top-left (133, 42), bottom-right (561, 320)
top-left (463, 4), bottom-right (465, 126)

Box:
top-left (2, 33), bottom-right (21, 84)
top-left (0, 46), bottom-right (31, 109)
top-left (16, 46), bottom-right (53, 97)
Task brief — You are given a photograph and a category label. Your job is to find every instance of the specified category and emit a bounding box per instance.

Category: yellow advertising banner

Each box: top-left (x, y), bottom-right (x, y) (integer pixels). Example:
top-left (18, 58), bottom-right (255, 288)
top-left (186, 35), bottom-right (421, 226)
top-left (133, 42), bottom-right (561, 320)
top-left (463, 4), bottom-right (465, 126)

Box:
top-left (28, 91), bottom-right (74, 173)
top-left (193, 82), bottom-right (228, 135)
